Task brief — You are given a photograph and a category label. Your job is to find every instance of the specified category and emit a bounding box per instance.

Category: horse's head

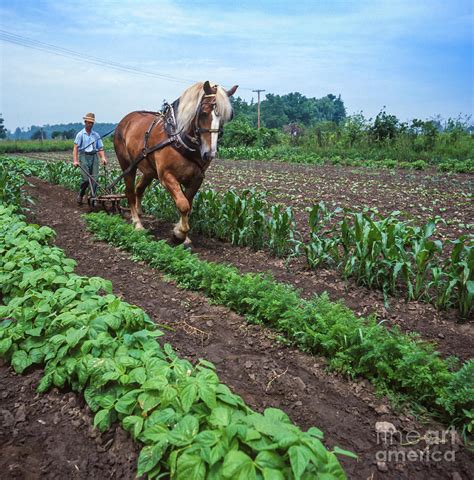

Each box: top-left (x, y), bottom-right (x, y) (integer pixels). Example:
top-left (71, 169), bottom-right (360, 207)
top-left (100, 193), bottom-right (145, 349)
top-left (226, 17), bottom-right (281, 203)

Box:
top-left (196, 81), bottom-right (238, 162)
top-left (176, 81), bottom-right (238, 163)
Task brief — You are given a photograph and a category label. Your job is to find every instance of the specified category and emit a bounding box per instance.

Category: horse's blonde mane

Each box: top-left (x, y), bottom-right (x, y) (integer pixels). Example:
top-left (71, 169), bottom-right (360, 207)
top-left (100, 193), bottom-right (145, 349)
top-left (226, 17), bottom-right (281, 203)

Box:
top-left (176, 82), bottom-right (233, 132)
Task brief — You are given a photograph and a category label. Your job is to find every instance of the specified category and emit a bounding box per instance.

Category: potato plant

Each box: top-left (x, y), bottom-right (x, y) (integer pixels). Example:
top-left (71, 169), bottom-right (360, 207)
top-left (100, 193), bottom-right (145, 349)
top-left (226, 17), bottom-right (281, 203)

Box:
top-left (0, 205), bottom-right (351, 479)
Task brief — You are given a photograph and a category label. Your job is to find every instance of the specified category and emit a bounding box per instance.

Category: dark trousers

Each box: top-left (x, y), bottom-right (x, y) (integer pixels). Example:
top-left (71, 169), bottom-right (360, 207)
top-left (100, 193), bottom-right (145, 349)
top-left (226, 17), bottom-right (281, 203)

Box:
top-left (79, 153), bottom-right (99, 197)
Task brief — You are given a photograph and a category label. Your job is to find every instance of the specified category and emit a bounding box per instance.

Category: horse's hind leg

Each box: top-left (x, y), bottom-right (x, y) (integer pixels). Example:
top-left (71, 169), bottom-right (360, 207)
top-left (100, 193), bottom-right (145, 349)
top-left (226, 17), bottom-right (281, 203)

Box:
top-left (114, 130), bottom-right (143, 229)
top-left (123, 169), bottom-right (144, 229)
top-left (135, 174), bottom-right (153, 216)
top-left (161, 172), bottom-right (190, 243)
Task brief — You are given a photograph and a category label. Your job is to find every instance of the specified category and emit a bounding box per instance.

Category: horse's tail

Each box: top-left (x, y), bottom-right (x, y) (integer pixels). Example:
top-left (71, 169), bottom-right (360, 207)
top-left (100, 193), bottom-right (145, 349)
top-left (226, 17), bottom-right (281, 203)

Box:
top-left (113, 117), bottom-right (134, 171)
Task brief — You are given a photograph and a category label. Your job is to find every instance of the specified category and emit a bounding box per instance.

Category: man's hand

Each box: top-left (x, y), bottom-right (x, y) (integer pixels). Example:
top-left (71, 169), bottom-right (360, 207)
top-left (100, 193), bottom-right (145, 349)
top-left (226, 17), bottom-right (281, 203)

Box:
top-left (73, 160), bottom-right (79, 168)
top-left (102, 157), bottom-right (108, 166)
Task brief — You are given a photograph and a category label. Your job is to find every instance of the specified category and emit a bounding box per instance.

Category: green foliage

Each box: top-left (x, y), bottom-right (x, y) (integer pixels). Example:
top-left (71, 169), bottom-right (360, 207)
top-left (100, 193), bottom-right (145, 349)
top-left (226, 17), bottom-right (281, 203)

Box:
top-left (303, 203), bottom-right (474, 317)
top-left (10, 155), bottom-right (472, 317)
top-left (368, 109), bottom-right (399, 143)
top-left (84, 212), bottom-right (473, 432)
top-left (0, 205), bottom-right (349, 479)
top-left (0, 139), bottom-right (74, 154)
top-left (219, 108), bottom-right (474, 171)
top-left (221, 119), bottom-right (283, 149)
top-left (0, 114), bottom-right (7, 139)
top-left (221, 119), bottom-right (258, 147)
top-left (31, 129), bottom-right (47, 141)
top-left (0, 157), bottom-right (38, 210)
top-left (261, 92), bottom-right (346, 129)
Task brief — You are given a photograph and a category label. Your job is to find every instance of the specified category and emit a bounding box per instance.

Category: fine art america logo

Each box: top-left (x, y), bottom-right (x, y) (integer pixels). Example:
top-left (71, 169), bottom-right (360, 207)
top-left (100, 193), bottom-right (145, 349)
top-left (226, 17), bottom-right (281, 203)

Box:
top-left (375, 422), bottom-right (457, 464)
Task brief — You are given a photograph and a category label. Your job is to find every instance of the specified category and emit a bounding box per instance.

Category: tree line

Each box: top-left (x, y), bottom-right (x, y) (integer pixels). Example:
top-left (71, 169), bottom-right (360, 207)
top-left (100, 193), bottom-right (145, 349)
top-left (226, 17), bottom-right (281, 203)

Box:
top-left (231, 92), bottom-right (346, 128)
top-left (3, 122), bottom-right (116, 140)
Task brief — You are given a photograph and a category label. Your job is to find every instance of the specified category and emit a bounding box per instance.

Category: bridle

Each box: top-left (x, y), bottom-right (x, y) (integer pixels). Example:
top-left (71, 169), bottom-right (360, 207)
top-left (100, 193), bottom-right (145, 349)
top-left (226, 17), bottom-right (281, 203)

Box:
top-left (193, 93), bottom-right (224, 138)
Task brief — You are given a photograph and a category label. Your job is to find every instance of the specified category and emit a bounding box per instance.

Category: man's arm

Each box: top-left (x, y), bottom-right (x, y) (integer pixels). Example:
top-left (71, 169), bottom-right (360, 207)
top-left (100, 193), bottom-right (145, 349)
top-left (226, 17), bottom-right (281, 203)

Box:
top-left (98, 148), bottom-right (107, 165)
top-left (97, 136), bottom-right (107, 165)
top-left (73, 144), bottom-right (79, 167)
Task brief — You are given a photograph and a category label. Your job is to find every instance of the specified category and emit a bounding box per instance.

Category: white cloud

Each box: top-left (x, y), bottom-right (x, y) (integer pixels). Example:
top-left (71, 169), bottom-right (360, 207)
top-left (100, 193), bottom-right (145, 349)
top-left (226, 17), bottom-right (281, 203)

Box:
top-left (1, 0), bottom-right (472, 129)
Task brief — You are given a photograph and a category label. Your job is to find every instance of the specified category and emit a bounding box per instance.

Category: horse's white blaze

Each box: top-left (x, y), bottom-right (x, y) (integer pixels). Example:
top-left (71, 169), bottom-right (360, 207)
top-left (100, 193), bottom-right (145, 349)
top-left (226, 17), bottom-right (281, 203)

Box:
top-left (210, 111), bottom-right (220, 156)
top-left (201, 111), bottom-right (220, 159)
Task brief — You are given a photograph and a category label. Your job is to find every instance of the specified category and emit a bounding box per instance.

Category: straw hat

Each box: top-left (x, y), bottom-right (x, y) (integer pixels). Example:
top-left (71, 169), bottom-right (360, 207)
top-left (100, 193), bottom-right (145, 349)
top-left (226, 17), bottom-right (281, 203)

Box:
top-left (83, 112), bottom-right (95, 123)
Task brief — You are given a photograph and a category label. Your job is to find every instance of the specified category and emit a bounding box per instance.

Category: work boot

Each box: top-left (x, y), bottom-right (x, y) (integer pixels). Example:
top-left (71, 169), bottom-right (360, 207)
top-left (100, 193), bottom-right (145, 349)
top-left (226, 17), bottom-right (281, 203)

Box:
top-left (77, 194), bottom-right (84, 205)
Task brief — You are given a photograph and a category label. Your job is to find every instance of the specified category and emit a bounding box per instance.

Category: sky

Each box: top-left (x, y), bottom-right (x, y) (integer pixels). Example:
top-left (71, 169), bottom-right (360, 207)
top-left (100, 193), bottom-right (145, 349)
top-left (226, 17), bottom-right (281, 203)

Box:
top-left (0, 0), bottom-right (472, 131)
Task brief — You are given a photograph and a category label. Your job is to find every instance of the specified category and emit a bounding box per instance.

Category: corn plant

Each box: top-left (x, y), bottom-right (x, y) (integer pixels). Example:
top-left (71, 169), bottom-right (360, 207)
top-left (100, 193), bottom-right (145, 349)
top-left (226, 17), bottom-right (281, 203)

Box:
top-left (430, 237), bottom-right (474, 318)
top-left (142, 184), bottom-right (178, 223)
top-left (304, 203), bottom-right (472, 314)
top-left (303, 202), bottom-right (341, 268)
top-left (266, 204), bottom-right (298, 257)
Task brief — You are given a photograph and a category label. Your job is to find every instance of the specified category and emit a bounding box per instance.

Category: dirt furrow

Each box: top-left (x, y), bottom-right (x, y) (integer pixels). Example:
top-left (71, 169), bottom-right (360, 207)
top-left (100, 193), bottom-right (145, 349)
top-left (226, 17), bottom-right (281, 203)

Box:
top-left (11, 177), bottom-right (471, 479)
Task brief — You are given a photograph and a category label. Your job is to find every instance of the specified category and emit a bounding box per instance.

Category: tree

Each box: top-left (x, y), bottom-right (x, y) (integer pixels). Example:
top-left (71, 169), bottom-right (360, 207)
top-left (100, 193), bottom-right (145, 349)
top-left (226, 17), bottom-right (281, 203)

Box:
top-left (220, 119), bottom-right (258, 147)
top-left (31, 129), bottom-right (46, 140)
top-left (421, 121), bottom-right (438, 149)
top-left (231, 97), bottom-right (257, 126)
top-left (64, 128), bottom-right (76, 139)
top-left (343, 113), bottom-right (368, 147)
top-left (0, 114), bottom-right (7, 139)
top-left (369, 108), bottom-right (399, 143)
top-left (261, 94), bottom-right (289, 129)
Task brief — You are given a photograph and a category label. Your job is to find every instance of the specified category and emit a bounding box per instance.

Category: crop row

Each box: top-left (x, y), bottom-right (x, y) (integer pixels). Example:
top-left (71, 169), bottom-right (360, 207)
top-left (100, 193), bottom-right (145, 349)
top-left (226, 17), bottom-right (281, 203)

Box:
top-left (0, 139), bottom-right (75, 153)
top-left (3, 156), bottom-right (473, 436)
top-left (13, 156), bottom-right (473, 317)
top-left (0, 168), bottom-right (350, 478)
top-left (83, 211), bottom-right (474, 436)
top-left (304, 203), bottom-right (473, 317)
top-left (219, 146), bottom-right (474, 174)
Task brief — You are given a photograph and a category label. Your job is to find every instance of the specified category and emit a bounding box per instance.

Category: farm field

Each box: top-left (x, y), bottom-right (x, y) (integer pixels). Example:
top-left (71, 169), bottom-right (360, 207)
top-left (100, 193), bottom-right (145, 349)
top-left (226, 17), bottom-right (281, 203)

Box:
top-left (207, 159), bottom-right (473, 243)
top-left (0, 151), bottom-right (472, 478)
top-left (22, 151), bottom-right (474, 242)
top-left (18, 152), bottom-right (474, 340)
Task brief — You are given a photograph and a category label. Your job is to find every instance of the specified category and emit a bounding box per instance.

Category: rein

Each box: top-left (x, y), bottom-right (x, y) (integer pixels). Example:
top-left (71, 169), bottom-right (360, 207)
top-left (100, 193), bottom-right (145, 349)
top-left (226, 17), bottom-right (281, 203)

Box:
top-left (108, 91), bottom-right (222, 190)
top-left (143, 93), bottom-right (222, 174)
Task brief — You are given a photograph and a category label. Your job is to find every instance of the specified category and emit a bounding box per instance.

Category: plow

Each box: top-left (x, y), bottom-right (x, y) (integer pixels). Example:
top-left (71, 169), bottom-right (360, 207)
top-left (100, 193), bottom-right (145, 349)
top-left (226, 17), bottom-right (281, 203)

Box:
top-left (77, 163), bottom-right (126, 214)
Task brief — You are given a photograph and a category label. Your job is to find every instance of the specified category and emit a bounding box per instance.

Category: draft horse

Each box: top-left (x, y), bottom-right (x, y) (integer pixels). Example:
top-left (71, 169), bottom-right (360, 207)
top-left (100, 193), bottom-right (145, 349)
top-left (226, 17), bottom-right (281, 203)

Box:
top-left (114, 81), bottom-right (238, 243)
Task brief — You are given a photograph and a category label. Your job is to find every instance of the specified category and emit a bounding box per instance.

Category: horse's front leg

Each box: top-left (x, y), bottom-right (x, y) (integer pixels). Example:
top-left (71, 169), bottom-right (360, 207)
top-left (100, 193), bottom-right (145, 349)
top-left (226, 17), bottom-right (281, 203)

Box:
top-left (161, 172), bottom-right (192, 243)
top-left (181, 175), bottom-right (204, 245)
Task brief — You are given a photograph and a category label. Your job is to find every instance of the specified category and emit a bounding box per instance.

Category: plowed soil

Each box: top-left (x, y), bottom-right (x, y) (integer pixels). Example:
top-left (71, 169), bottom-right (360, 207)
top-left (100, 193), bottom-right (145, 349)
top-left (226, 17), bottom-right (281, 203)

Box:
top-left (1, 175), bottom-right (473, 480)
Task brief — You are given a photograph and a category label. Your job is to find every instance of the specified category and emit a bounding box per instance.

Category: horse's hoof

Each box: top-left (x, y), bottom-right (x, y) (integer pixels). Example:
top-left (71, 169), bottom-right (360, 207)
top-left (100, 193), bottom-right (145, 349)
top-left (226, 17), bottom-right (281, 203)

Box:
top-left (171, 233), bottom-right (185, 245)
top-left (182, 237), bottom-right (192, 250)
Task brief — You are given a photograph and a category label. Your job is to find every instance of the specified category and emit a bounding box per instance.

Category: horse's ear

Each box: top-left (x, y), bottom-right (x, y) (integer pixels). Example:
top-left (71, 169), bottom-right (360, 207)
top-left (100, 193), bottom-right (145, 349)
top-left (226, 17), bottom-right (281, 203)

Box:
top-left (203, 81), bottom-right (213, 95)
top-left (226, 85), bottom-right (238, 97)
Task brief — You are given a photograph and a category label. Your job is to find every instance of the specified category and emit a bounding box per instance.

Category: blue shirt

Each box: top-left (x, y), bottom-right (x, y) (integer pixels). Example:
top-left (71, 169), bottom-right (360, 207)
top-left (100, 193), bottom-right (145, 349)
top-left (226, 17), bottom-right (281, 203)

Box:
top-left (74, 128), bottom-right (104, 153)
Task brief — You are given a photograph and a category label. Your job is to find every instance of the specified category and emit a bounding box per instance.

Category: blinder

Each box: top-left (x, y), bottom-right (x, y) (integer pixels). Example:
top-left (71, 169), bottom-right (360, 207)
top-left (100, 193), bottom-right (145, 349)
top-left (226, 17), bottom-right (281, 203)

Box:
top-left (193, 92), bottom-right (224, 140)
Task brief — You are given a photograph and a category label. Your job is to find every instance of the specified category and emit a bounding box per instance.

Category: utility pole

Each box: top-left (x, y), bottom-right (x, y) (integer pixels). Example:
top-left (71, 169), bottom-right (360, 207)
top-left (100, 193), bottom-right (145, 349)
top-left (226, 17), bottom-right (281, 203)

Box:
top-left (252, 89), bottom-right (265, 129)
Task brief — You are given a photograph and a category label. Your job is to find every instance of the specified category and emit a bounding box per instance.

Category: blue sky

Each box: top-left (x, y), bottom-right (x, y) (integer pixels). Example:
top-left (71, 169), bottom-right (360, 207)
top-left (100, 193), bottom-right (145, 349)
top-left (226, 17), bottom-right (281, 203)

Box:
top-left (0, 0), bottom-right (472, 130)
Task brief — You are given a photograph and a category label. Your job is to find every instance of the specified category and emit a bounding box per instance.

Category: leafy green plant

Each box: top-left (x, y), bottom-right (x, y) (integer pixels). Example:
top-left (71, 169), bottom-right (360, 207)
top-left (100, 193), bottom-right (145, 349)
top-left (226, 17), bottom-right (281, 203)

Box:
top-left (0, 204), bottom-right (351, 479)
top-left (84, 211), bottom-right (474, 433)
top-left (304, 203), bottom-right (473, 316)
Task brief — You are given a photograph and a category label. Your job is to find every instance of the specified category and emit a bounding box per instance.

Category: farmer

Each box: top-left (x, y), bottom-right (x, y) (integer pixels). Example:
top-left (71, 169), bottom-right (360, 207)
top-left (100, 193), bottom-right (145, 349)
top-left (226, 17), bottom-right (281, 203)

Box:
top-left (73, 113), bottom-right (107, 205)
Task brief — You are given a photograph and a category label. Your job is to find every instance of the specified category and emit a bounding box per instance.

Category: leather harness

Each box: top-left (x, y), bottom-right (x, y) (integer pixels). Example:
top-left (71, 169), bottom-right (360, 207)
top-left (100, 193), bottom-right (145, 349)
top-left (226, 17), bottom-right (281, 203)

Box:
top-left (106, 94), bottom-right (222, 192)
